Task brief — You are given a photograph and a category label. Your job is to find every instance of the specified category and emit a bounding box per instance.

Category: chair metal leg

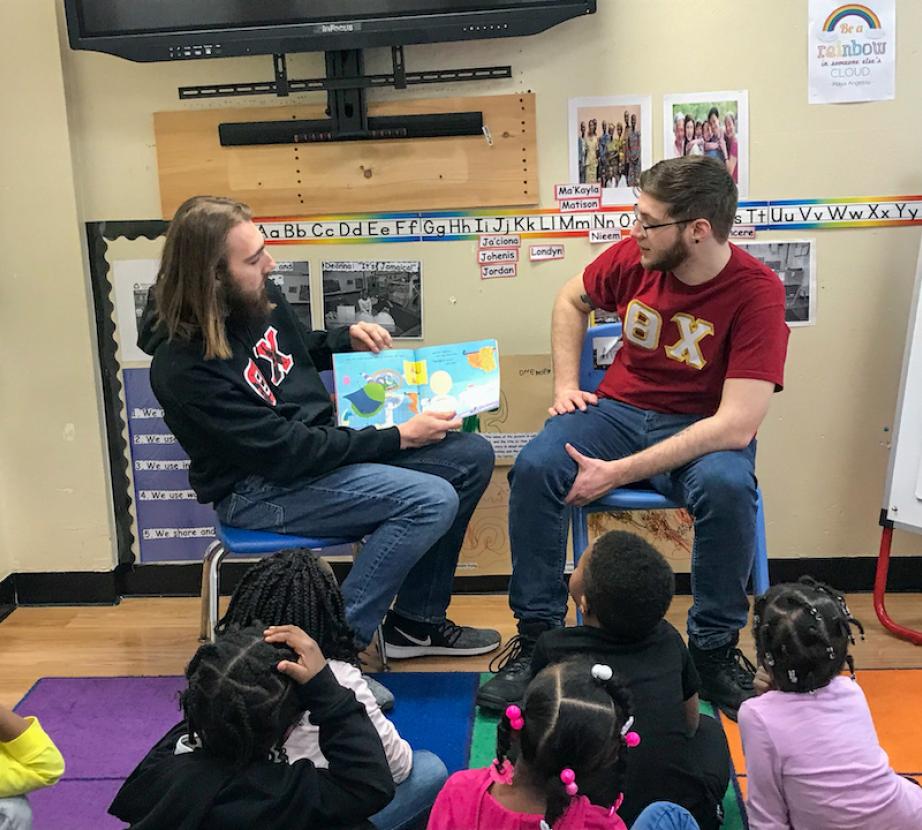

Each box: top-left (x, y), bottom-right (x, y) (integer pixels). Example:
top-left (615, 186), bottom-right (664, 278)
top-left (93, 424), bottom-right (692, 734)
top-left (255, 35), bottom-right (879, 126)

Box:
top-left (377, 623), bottom-right (389, 671)
top-left (874, 526), bottom-right (922, 645)
top-left (571, 506), bottom-right (590, 567)
top-left (752, 489), bottom-right (770, 596)
top-left (571, 507), bottom-right (591, 625)
top-left (200, 540), bottom-right (228, 643)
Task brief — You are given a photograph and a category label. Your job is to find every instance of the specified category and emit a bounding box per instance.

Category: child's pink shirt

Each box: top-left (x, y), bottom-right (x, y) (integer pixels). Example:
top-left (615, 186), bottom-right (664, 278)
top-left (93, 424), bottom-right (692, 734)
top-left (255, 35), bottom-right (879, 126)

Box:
top-left (427, 767), bottom-right (627, 830)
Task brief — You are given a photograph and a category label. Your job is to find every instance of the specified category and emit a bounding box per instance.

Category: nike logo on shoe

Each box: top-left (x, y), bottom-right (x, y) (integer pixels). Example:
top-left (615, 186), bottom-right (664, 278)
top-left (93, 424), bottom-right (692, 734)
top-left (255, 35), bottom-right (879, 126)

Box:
top-left (393, 627), bottom-right (432, 647)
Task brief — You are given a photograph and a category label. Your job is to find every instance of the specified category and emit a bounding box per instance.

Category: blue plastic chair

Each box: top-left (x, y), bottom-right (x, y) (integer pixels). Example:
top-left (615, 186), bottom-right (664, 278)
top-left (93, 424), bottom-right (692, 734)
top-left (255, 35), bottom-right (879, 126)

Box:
top-left (570, 323), bottom-right (769, 614)
top-left (199, 523), bottom-right (387, 666)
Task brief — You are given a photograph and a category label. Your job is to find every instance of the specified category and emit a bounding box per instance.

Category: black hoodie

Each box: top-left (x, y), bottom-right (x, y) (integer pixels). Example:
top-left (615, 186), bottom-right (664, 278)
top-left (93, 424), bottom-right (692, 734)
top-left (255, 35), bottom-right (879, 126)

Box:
top-left (138, 284), bottom-right (401, 504)
top-left (108, 665), bottom-right (395, 829)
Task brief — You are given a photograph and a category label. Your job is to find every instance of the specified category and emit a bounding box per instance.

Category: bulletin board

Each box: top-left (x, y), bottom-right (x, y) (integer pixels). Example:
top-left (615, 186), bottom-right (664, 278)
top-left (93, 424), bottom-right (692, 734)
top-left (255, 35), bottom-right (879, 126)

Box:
top-left (154, 93), bottom-right (538, 217)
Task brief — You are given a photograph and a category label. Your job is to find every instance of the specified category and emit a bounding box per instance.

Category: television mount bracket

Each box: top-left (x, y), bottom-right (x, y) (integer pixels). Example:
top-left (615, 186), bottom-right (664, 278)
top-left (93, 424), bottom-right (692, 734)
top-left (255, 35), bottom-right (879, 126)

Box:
top-left (184, 47), bottom-right (511, 144)
top-left (177, 45), bottom-right (511, 99)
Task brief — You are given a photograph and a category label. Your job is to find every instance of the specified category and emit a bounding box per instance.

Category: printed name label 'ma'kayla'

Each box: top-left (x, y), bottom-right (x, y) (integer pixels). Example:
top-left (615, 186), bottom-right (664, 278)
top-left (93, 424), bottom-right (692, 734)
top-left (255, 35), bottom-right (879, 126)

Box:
top-left (555, 183), bottom-right (601, 199)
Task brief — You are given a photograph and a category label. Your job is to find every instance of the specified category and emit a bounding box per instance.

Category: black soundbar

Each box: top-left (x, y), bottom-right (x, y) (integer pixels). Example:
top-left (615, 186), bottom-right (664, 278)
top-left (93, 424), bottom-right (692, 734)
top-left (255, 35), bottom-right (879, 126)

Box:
top-left (219, 111), bottom-right (484, 145)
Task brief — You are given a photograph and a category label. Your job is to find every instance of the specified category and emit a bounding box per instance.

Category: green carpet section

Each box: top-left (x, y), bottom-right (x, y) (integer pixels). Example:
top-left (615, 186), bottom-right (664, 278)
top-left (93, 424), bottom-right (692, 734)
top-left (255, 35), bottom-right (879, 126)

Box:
top-left (468, 673), bottom-right (502, 768)
top-left (469, 675), bottom-right (747, 828)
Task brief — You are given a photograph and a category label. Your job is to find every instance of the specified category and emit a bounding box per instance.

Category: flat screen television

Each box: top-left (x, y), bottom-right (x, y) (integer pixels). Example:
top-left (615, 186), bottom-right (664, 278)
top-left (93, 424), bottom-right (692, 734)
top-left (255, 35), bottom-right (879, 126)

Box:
top-left (63, 1), bottom-right (597, 63)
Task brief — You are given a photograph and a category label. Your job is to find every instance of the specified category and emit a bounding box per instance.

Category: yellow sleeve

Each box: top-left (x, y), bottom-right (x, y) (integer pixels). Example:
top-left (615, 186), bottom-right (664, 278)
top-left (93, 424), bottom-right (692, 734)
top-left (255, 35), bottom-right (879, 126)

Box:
top-left (0, 717), bottom-right (66, 797)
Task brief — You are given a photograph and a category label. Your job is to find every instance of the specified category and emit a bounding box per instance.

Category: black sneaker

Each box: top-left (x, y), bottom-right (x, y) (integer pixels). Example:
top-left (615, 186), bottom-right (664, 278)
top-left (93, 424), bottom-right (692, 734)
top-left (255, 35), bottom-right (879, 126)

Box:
top-left (381, 611), bottom-right (501, 659)
top-left (689, 638), bottom-right (757, 722)
top-left (474, 621), bottom-right (548, 712)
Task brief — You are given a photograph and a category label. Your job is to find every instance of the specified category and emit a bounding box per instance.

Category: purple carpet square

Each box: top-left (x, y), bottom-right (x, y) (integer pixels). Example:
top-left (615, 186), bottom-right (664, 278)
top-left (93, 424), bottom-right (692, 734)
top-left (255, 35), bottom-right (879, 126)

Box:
top-left (27, 779), bottom-right (126, 830)
top-left (14, 672), bottom-right (481, 828)
top-left (15, 676), bottom-right (186, 779)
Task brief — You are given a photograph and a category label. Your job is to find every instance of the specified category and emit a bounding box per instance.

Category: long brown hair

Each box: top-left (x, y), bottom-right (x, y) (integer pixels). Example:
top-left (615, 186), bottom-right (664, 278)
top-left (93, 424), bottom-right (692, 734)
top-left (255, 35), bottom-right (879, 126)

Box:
top-left (155, 195), bottom-right (252, 359)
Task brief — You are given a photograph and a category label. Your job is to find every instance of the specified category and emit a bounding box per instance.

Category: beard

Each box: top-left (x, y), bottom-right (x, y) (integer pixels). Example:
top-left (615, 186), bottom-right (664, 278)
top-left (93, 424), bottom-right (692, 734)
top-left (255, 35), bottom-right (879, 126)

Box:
top-left (642, 235), bottom-right (691, 272)
top-left (222, 277), bottom-right (271, 327)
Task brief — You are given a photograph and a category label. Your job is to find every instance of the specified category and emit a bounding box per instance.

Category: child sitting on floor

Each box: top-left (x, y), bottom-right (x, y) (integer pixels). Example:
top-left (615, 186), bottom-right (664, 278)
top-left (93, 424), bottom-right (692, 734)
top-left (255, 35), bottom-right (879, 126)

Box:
top-left (428, 656), bottom-right (700, 830)
top-left (0, 702), bottom-right (65, 830)
top-left (109, 624), bottom-right (395, 829)
top-left (530, 531), bottom-right (730, 829)
top-left (739, 577), bottom-right (922, 830)
top-left (216, 549), bottom-right (447, 830)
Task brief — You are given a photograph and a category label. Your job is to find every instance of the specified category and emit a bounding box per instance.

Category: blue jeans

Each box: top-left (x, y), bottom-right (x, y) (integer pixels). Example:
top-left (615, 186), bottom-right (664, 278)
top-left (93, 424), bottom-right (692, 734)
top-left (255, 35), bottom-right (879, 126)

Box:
top-left (216, 432), bottom-right (494, 645)
top-left (370, 750), bottom-right (448, 830)
top-left (632, 802), bottom-right (701, 830)
top-left (508, 399), bottom-right (757, 649)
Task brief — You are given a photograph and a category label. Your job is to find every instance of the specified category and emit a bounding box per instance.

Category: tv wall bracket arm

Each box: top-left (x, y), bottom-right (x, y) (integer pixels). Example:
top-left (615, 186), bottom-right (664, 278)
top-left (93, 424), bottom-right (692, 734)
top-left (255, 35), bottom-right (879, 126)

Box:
top-left (186, 47), bottom-right (511, 144)
top-left (177, 45), bottom-right (511, 99)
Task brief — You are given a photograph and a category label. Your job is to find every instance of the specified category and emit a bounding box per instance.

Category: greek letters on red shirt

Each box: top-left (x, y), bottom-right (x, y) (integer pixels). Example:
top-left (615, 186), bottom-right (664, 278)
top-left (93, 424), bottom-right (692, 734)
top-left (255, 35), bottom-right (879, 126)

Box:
top-left (582, 238), bottom-right (789, 416)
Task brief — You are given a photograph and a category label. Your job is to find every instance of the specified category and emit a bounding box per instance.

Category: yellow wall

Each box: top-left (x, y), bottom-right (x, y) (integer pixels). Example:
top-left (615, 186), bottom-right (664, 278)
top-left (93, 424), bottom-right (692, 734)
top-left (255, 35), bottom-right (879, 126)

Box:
top-left (0, 0), bottom-right (114, 575)
top-left (2, 0), bottom-right (920, 578)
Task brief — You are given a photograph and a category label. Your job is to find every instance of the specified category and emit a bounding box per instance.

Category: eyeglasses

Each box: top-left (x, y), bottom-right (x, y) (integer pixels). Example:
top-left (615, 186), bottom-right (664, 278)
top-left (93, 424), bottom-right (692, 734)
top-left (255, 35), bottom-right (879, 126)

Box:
top-left (632, 205), bottom-right (691, 233)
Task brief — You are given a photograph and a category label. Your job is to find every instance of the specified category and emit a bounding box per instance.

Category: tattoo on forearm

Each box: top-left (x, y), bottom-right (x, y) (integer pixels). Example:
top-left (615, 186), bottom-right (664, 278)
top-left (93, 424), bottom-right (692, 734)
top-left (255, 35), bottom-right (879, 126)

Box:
top-left (580, 292), bottom-right (597, 310)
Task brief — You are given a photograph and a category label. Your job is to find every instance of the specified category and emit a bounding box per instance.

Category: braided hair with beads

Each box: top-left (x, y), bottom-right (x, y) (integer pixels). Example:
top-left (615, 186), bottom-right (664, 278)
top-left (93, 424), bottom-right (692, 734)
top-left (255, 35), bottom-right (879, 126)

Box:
top-left (752, 576), bottom-right (865, 693)
top-left (216, 548), bottom-right (359, 664)
top-left (180, 623), bottom-right (303, 767)
top-left (493, 657), bottom-right (633, 828)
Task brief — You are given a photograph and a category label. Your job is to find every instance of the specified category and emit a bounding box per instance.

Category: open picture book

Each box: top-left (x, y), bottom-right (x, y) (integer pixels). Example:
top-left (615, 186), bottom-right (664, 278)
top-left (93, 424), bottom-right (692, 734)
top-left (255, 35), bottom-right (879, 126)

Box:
top-left (333, 339), bottom-right (500, 428)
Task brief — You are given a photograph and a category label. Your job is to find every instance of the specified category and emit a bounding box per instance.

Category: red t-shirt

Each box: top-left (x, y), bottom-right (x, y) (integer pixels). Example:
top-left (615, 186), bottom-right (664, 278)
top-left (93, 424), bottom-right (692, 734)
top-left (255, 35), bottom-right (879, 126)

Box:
top-left (582, 238), bottom-right (789, 416)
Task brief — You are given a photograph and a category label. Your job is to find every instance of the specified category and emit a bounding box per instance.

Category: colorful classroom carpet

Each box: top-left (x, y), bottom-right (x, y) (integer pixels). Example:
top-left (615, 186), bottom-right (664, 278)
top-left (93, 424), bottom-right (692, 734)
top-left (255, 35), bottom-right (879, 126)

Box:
top-left (16, 669), bottom-right (921, 829)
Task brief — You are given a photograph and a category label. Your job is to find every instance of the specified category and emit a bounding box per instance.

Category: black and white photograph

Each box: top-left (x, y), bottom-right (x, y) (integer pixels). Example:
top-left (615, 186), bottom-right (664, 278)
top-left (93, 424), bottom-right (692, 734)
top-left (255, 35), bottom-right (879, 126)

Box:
top-left (591, 333), bottom-right (622, 370)
top-left (322, 260), bottom-right (422, 339)
top-left (738, 240), bottom-right (816, 326)
top-left (269, 260), bottom-right (312, 329)
top-left (568, 95), bottom-right (652, 206)
top-left (113, 258), bottom-right (158, 364)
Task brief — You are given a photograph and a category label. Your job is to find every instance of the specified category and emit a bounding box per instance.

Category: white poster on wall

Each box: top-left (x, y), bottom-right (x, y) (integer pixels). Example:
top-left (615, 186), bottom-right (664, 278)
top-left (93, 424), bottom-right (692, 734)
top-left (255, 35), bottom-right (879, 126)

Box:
top-left (809, 0), bottom-right (895, 104)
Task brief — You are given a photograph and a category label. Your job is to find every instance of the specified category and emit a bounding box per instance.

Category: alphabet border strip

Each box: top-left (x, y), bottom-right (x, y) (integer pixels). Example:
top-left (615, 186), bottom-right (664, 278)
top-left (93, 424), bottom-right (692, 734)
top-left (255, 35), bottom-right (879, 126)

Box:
top-left (255, 196), bottom-right (922, 245)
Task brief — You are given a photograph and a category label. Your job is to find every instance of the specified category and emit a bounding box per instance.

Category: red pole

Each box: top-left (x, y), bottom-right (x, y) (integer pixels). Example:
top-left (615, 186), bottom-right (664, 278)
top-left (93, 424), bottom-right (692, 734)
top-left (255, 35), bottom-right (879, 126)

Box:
top-left (874, 526), bottom-right (922, 645)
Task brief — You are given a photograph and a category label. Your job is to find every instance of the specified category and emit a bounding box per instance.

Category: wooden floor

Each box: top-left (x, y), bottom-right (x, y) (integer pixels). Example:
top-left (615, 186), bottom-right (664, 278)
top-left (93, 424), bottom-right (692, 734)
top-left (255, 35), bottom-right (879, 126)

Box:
top-left (2, 593), bottom-right (922, 704)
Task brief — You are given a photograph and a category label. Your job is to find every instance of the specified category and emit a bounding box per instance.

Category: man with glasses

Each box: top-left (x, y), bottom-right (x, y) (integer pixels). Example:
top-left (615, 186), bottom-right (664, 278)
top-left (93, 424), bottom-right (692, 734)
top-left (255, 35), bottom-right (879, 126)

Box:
top-left (478, 156), bottom-right (789, 721)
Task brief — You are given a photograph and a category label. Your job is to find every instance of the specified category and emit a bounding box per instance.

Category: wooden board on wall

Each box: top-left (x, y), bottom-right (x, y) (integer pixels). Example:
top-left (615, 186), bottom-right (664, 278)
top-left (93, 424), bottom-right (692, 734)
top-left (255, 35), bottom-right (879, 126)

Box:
top-left (154, 93), bottom-right (537, 218)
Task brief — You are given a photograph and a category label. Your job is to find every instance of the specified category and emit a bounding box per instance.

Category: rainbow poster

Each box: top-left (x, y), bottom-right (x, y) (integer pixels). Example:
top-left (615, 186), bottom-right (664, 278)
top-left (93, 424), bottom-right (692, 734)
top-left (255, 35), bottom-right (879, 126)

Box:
top-left (809, 0), bottom-right (894, 104)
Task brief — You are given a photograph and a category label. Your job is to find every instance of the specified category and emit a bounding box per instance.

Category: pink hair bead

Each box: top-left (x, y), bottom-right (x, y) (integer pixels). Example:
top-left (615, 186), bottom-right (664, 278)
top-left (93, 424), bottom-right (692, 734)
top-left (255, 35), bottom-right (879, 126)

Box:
top-left (624, 731), bottom-right (641, 748)
top-left (505, 704), bottom-right (524, 731)
top-left (560, 768), bottom-right (578, 796)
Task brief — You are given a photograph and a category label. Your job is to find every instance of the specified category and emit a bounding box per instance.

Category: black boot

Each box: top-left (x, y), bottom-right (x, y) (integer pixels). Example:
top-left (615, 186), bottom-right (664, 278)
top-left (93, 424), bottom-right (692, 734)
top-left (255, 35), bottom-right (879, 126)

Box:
top-left (475, 621), bottom-right (549, 712)
top-left (689, 636), bottom-right (757, 722)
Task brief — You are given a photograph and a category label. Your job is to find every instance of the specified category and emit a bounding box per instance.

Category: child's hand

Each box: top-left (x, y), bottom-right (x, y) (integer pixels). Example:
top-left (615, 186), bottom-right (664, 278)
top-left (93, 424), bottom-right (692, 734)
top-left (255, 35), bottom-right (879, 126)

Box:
top-left (264, 625), bottom-right (327, 685)
top-left (753, 666), bottom-right (774, 695)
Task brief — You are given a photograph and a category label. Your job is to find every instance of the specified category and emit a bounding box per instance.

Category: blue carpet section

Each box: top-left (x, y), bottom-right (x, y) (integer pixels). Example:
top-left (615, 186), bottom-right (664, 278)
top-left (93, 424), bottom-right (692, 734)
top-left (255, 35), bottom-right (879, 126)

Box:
top-left (373, 671), bottom-right (480, 773)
